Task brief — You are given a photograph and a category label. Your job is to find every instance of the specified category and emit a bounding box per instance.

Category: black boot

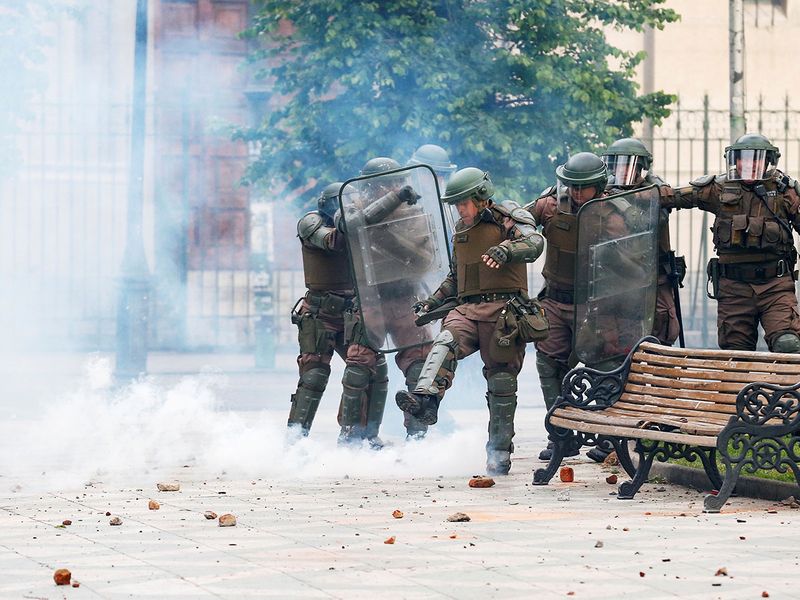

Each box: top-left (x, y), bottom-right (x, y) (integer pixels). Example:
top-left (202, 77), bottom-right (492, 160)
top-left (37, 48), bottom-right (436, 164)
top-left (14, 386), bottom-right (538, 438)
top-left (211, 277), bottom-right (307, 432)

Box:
top-left (538, 437), bottom-right (580, 461)
top-left (395, 391), bottom-right (440, 426)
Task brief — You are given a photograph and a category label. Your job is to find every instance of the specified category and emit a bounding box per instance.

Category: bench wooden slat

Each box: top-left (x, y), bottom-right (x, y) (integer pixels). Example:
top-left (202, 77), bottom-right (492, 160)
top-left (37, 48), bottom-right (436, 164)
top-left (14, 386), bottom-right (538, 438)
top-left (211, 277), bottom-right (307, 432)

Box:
top-left (627, 372), bottom-right (752, 393)
top-left (617, 394), bottom-right (736, 417)
top-left (602, 407), bottom-right (726, 435)
top-left (638, 341), bottom-right (800, 363)
top-left (624, 382), bottom-right (738, 404)
top-left (631, 351), bottom-right (800, 375)
top-left (629, 362), bottom-right (800, 386)
top-left (616, 398), bottom-right (735, 420)
top-left (549, 415), bottom-right (718, 447)
top-left (555, 406), bottom-right (723, 436)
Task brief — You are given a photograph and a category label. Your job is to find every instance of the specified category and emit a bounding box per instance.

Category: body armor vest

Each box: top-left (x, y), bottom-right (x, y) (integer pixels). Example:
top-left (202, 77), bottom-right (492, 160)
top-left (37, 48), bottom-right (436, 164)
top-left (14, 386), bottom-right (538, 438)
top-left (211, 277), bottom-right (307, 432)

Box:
top-left (454, 208), bottom-right (528, 298)
top-left (710, 174), bottom-right (795, 264)
top-left (301, 243), bottom-right (353, 291)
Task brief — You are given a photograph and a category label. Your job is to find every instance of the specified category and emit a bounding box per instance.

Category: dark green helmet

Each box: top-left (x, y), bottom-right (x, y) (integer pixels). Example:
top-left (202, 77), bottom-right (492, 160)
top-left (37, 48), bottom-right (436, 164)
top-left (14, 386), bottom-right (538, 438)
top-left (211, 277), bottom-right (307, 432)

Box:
top-left (407, 144), bottom-right (456, 174)
top-left (317, 181), bottom-right (343, 220)
top-left (440, 167), bottom-right (494, 205)
top-left (360, 157), bottom-right (402, 176)
top-left (555, 152), bottom-right (608, 190)
top-left (603, 138), bottom-right (652, 170)
top-left (724, 134), bottom-right (780, 181)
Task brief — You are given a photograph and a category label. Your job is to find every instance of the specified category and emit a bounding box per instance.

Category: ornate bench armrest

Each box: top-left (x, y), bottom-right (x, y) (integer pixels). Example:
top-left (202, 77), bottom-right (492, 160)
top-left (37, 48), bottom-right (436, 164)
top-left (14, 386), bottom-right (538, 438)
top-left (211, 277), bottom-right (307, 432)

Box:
top-left (555, 362), bottom-right (628, 409)
top-left (735, 380), bottom-right (800, 430)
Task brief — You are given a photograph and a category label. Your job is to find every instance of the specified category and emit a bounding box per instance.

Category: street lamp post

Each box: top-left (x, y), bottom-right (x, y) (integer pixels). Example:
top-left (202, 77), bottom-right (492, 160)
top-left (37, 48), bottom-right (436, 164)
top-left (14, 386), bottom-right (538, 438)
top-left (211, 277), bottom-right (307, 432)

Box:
top-left (115, 0), bottom-right (151, 381)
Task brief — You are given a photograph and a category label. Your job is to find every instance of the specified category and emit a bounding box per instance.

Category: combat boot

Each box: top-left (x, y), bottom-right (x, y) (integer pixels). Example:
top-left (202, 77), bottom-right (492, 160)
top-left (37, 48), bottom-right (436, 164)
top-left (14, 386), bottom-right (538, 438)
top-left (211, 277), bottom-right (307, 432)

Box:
top-left (485, 371), bottom-right (517, 476)
top-left (287, 364), bottom-right (330, 436)
top-left (362, 355), bottom-right (388, 450)
top-left (394, 391), bottom-right (441, 426)
top-left (337, 364), bottom-right (370, 446)
top-left (403, 360), bottom-right (428, 440)
top-left (535, 353), bottom-right (578, 460)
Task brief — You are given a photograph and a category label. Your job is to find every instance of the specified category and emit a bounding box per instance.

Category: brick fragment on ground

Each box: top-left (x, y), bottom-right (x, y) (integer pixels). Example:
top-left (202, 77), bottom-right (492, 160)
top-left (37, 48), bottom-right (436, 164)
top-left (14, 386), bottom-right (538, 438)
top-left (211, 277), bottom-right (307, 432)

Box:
top-left (157, 482), bottom-right (180, 492)
top-left (559, 467), bottom-right (574, 482)
top-left (53, 569), bottom-right (71, 586)
top-left (603, 451), bottom-right (619, 466)
top-left (606, 474), bottom-right (618, 484)
top-left (148, 500), bottom-right (160, 510)
top-left (219, 513), bottom-right (237, 527)
top-left (392, 510), bottom-right (404, 519)
top-left (468, 476), bottom-right (495, 488)
top-left (109, 516), bottom-right (122, 526)
top-left (384, 536), bottom-right (396, 544)
top-left (204, 511), bottom-right (218, 520)
top-left (61, 519), bottom-right (72, 526)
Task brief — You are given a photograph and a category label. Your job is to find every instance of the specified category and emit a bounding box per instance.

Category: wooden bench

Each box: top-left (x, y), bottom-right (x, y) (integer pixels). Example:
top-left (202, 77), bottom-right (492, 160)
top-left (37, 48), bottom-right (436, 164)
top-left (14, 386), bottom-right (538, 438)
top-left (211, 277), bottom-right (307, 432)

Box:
top-left (532, 336), bottom-right (800, 512)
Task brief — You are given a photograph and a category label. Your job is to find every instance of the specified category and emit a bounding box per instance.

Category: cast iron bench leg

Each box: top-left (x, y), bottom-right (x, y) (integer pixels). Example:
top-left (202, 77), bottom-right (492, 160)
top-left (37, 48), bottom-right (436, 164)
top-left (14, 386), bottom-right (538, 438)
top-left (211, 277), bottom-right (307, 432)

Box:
top-left (533, 432), bottom-right (574, 485)
top-left (618, 440), bottom-right (656, 500)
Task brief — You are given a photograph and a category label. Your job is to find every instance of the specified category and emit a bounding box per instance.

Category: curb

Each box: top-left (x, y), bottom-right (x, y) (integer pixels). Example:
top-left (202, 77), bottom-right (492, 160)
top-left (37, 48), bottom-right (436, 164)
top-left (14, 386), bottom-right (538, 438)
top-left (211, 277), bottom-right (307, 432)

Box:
top-left (650, 461), bottom-right (800, 502)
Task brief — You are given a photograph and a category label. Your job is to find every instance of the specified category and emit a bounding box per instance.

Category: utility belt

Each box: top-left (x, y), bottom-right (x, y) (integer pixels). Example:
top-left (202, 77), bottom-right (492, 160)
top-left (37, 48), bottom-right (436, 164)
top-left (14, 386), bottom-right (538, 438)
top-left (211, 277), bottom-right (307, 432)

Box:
top-left (544, 287), bottom-right (574, 305)
top-left (292, 291), bottom-right (353, 324)
top-left (461, 292), bottom-right (520, 304)
top-left (707, 255), bottom-right (798, 298)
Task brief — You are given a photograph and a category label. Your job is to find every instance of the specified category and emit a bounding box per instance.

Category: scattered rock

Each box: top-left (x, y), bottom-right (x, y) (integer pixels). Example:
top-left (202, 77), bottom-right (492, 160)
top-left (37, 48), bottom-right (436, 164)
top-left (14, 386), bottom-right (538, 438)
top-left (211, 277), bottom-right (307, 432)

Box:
top-left (605, 474), bottom-right (618, 485)
top-left (603, 451), bottom-right (619, 466)
top-left (157, 482), bottom-right (180, 492)
top-left (781, 496), bottom-right (800, 508)
top-left (105, 511), bottom-right (111, 516)
top-left (109, 516), bottom-right (122, 526)
top-left (449, 534), bottom-right (457, 539)
top-left (204, 511), bottom-right (218, 520)
top-left (594, 541), bottom-right (604, 548)
top-left (218, 513), bottom-right (237, 527)
top-left (446, 512), bottom-right (471, 522)
top-left (148, 500), bottom-right (160, 510)
top-left (715, 567), bottom-right (728, 577)
top-left (392, 510), bottom-right (404, 519)
top-left (762, 592), bottom-right (770, 598)
top-left (559, 467), bottom-right (574, 483)
top-left (384, 536), bottom-right (396, 544)
top-left (53, 569), bottom-right (71, 586)
top-left (72, 582), bottom-right (80, 588)
top-left (639, 572), bottom-right (645, 578)
top-left (468, 477), bottom-right (495, 488)
top-left (61, 520), bottom-right (72, 526)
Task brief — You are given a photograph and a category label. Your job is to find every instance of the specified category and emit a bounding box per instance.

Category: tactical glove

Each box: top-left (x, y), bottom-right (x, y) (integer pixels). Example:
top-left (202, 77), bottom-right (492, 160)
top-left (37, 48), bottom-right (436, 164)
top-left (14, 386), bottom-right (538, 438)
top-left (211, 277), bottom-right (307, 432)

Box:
top-left (484, 244), bottom-right (510, 265)
top-left (412, 296), bottom-right (442, 313)
top-left (398, 185), bottom-right (421, 205)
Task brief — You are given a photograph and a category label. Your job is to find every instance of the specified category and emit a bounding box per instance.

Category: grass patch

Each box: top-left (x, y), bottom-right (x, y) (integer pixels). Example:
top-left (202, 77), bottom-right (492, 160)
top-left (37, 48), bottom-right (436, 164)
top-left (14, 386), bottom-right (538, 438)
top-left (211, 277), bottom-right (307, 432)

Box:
top-left (669, 436), bottom-right (800, 485)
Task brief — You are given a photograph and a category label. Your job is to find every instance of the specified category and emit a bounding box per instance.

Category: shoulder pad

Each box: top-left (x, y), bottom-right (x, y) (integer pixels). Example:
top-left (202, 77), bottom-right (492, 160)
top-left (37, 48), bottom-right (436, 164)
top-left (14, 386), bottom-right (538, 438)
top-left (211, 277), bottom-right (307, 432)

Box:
top-left (645, 172), bottom-right (668, 187)
top-left (494, 200), bottom-right (538, 226)
top-left (606, 197), bottom-right (632, 214)
top-left (297, 212), bottom-right (324, 240)
top-left (538, 184), bottom-right (556, 199)
top-left (690, 174), bottom-right (716, 187)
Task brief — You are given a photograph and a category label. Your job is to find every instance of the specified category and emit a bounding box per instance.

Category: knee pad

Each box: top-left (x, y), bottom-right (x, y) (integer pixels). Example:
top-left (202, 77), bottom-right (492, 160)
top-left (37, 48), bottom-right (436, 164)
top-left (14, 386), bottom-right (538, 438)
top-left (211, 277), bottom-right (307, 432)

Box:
top-left (771, 332), bottom-right (800, 353)
top-left (299, 365), bottom-right (331, 392)
top-left (487, 371), bottom-right (517, 397)
top-left (342, 364), bottom-right (371, 391)
top-left (535, 352), bottom-right (563, 379)
top-left (404, 359), bottom-right (425, 388)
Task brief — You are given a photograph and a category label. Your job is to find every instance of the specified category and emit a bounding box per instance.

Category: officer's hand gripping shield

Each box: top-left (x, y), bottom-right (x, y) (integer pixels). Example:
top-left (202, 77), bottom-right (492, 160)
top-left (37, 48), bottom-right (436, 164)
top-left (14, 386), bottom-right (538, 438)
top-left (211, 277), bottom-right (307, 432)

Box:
top-left (573, 185), bottom-right (660, 365)
top-left (339, 165), bottom-right (451, 352)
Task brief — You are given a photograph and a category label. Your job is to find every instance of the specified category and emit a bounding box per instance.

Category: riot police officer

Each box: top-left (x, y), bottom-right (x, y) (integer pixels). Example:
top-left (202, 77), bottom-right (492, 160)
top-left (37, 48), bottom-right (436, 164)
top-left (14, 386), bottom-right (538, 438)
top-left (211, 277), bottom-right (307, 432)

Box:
top-left (668, 134), bottom-right (800, 352)
top-left (407, 144), bottom-right (457, 189)
top-left (604, 138), bottom-right (683, 348)
top-left (395, 167), bottom-right (545, 475)
top-left (341, 157), bottom-right (434, 442)
top-left (289, 182), bottom-right (388, 447)
top-left (529, 152), bottom-right (653, 461)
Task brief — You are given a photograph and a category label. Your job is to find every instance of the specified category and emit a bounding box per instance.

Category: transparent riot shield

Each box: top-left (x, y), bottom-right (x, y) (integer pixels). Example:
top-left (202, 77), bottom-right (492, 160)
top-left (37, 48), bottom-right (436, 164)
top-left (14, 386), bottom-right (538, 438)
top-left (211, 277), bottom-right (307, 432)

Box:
top-left (339, 165), bottom-right (451, 352)
top-left (573, 185), bottom-right (660, 365)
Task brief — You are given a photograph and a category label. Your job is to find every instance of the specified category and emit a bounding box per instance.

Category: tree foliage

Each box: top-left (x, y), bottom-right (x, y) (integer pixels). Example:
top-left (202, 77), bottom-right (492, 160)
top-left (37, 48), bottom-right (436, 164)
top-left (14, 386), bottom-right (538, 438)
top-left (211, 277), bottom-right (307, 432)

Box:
top-left (240, 0), bottom-right (678, 205)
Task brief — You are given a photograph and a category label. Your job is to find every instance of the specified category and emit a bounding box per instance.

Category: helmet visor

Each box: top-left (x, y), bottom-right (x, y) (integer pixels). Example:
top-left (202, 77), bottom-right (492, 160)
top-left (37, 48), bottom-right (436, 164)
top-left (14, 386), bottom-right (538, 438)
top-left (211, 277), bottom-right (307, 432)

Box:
top-left (556, 181), bottom-right (600, 209)
top-left (603, 155), bottom-right (646, 187)
top-left (727, 149), bottom-right (774, 181)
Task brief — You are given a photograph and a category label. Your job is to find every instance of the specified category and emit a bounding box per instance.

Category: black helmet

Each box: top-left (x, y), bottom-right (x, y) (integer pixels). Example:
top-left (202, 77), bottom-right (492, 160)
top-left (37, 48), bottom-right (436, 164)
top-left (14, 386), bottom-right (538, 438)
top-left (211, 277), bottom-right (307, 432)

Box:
top-left (556, 152), bottom-right (608, 192)
top-left (407, 144), bottom-right (457, 178)
top-left (440, 167), bottom-right (494, 205)
top-left (317, 181), bottom-right (343, 221)
top-left (724, 133), bottom-right (780, 181)
top-left (602, 138), bottom-right (652, 187)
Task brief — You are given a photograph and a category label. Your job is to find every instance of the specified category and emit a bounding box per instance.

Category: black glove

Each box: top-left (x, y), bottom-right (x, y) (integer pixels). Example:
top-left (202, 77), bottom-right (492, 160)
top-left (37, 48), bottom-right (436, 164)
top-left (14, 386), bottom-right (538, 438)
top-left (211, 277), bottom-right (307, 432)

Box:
top-left (398, 185), bottom-right (421, 206)
top-left (412, 297), bottom-right (441, 313)
top-left (484, 244), bottom-right (510, 265)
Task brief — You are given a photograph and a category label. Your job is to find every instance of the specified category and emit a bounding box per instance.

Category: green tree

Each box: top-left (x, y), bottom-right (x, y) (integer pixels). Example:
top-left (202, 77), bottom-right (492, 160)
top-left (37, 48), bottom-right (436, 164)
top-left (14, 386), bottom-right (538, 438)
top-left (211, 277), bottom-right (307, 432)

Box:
top-left (240, 0), bottom-right (678, 204)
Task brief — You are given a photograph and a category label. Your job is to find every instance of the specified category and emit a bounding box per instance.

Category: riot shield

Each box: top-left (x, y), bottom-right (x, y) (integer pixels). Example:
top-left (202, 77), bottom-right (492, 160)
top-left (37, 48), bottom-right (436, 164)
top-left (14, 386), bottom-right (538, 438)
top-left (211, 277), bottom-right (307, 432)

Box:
top-left (339, 165), bottom-right (451, 352)
top-left (573, 185), bottom-right (660, 365)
